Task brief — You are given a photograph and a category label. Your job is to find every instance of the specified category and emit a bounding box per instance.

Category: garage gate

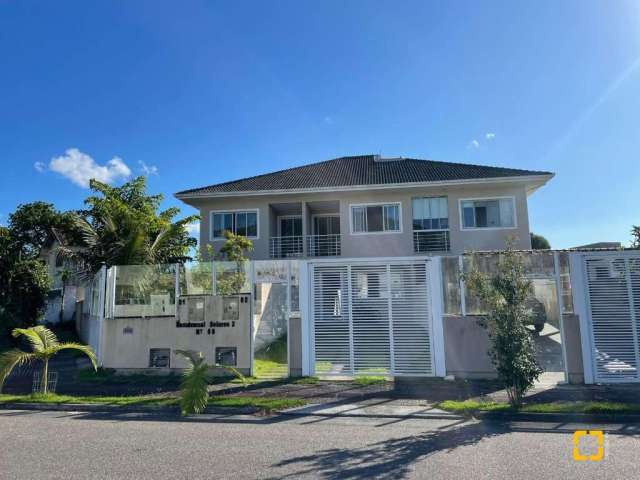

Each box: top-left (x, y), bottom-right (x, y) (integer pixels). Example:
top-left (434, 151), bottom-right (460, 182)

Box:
top-left (310, 259), bottom-right (439, 377)
top-left (576, 251), bottom-right (640, 383)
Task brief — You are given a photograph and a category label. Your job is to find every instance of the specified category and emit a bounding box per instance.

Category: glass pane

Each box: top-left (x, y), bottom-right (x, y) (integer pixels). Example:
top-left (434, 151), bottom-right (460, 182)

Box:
top-left (114, 264), bottom-right (177, 317)
top-left (486, 201), bottom-right (500, 227)
top-left (329, 216), bottom-right (340, 234)
top-left (215, 261), bottom-right (250, 295)
top-left (236, 212), bottom-right (247, 237)
top-left (462, 205), bottom-right (475, 228)
top-left (246, 212), bottom-right (257, 237)
top-left (442, 256), bottom-right (461, 315)
top-left (352, 207), bottom-right (366, 233)
top-left (475, 205), bottom-right (488, 227)
top-left (367, 206), bottom-right (383, 232)
top-left (179, 262), bottom-right (213, 296)
top-left (213, 214), bottom-right (224, 238)
top-left (384, 205), bottom-right (399, 231)
top-left (412, 198), bottom-right (424, 224)
top-left (499, 198), bottom-right (515, 227)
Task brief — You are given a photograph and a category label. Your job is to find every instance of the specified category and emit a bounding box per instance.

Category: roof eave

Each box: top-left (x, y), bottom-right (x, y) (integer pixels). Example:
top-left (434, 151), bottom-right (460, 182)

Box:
top-left (175, 173), bottom-right (554, 202)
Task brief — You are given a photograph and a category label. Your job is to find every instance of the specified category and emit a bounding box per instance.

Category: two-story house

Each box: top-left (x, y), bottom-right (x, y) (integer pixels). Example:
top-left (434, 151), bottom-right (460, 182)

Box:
top-left (176, 155), bottom-right (553, 259)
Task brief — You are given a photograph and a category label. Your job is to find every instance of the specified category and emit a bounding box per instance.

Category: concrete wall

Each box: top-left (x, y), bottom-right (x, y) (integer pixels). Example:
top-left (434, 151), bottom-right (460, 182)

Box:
top-left (442, 313), bottom-right (585, 383)
top-left (98, 295), bottom-right (252, 374)
top-left (188, 182), bottom-right (532, 259)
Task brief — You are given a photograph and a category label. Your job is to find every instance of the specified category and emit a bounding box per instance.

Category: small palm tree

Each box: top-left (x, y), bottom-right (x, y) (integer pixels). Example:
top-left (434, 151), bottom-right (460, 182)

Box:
top-left (175, 350), bottom-right (210, 415)
top-left (0, 326), bottom-right (97, 394)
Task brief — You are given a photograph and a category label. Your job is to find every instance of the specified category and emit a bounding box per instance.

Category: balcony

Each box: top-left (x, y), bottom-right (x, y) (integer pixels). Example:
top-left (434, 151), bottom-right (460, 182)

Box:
top-left (413, 230), bottom-right (450, 253)
top-left (307, 234), bottom-right (341, 257)
top-left (270, 236), bottom-right (304, 258)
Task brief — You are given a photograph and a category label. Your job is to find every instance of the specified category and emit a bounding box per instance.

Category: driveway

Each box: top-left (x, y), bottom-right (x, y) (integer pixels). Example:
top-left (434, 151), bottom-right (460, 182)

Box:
top-left (1, 409), bottom-right (639, 479)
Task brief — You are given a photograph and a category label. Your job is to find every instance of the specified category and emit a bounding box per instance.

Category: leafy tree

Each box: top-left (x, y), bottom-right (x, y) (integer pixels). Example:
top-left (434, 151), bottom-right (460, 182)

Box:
top-left (632, 226), bottom-right (640, 248)
top-left (7, 202), bottom-right (77, 259)
top-left (464, 246), bottom-right (542, 407)
top-left (62, 177), bottom-right (198, 274)
top-left (0, 228), bottom-right (50, 333)
top-left (0, 326), bottom-right (96, 394)
top-left (530, 232), bottom-right (550, 250)
top-left (216, 231), bottom-right (253, 295)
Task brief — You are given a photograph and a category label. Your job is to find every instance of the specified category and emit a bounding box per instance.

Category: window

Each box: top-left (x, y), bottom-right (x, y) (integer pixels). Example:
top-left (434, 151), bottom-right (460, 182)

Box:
top-left (351, 203), bottom-right (401, 233)
top-left (412, 197), bottom-right (448, 230)
top-left (211, 210), bottom-right (258, 239)
top-left (149, 348), bottom-right (170, 368)
top-left (460, 198), bottom-right (515, 229)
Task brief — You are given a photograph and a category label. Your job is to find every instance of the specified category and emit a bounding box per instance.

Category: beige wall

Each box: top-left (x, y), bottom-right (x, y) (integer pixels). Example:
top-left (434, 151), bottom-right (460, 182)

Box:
top-left (186, 181), bottom-right (532, 259)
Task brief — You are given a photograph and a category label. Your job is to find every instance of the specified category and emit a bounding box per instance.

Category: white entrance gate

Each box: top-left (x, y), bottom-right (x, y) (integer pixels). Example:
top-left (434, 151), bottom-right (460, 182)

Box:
top-left (571, 251), bottom-right (640, 383)
top-left (308, 258), bottom-right (444, 377)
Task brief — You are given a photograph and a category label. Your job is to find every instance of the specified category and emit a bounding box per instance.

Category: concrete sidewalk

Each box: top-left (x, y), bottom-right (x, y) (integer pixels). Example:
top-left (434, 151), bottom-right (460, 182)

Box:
top-left (282, 398), bottom-right (459, 420)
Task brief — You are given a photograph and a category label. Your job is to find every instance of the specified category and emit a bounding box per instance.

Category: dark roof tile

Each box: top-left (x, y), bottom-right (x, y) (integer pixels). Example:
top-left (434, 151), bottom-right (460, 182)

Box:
top-left (176, 155), bottom-right (552, 196)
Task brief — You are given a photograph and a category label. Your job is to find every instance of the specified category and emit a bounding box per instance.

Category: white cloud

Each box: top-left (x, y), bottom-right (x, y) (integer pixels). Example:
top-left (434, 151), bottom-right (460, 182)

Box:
top-left (34, 161), bottom-right (46, 172)
top-left (139, 160), bottom-right (159, 176)
top-left (485, 133), bottom-right (496, 140)
top-left (185, 222), bottom-right (200, 237)
top-left (49, 148), bottom-right (131, 188)
top-left (468, 139), bottom-right (480, 149)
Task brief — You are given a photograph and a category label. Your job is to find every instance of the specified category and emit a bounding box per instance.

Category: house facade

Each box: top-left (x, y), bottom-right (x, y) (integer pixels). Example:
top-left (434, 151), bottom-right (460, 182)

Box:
top-left (175, 155), bottom-right (553, 259)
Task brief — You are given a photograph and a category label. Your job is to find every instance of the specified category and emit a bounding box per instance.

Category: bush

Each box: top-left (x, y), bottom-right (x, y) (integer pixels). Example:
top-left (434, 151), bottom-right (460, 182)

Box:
top-left (464, 246), bottom-right (543, 407)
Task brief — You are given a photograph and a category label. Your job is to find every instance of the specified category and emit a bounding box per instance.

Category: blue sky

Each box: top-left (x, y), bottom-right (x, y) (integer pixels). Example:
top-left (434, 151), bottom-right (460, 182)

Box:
top-left (1, 1), bottom-right (639, 248)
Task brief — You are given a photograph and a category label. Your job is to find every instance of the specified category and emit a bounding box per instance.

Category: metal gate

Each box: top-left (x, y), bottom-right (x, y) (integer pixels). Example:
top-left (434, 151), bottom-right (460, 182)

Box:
top-left (310, 259), bottom-right (437, 377)
top-left (576, 251), bottom-right (640, 383)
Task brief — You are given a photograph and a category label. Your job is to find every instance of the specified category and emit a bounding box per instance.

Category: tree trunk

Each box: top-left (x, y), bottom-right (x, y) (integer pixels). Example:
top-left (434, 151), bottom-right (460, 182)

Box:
top-left (59, 284), bottom-right (66, 323)
top-left (41, 358), bottom-right (49, 394)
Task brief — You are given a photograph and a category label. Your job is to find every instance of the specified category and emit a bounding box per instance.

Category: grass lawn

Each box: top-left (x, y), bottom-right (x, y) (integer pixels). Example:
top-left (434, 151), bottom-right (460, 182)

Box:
top-left (437, 399), bottom-right (640, 415)
top-left (353, 376), bottom-right (390, 386)
top-left (0, 393), bottom-right (306, 413)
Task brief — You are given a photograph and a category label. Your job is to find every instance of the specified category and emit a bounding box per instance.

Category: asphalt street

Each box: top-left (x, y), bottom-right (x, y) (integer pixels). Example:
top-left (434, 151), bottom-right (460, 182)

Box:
top-left (1, 409), bottom-right (639, 479)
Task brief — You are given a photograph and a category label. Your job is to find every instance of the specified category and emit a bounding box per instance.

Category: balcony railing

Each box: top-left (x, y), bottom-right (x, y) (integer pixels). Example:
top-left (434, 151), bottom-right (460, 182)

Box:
top-left (307, 234), bottom-right (341, 257)
top-left (270, 236), bottom-right (304, 258)
top-left (413, 230), bottom-right (450, 253)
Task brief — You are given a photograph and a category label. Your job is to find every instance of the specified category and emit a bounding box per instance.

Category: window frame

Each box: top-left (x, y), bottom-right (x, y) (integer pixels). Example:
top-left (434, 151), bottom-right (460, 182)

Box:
top-left (458, 196), bottom-right (517, 231)
top-left (349, 202), bottom-right (403, 235)
top-left (411, 196), bottom-right (450, 232)
top-left (209, 209), bottom-right (260, 241)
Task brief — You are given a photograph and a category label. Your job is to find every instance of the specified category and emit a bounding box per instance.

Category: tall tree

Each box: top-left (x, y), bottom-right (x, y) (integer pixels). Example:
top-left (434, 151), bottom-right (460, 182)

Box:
top-left (63, 177), bottom-right (198, 274)
top-left (7, 202), bottom-right (73, 259)
top-left (530, 232), bottom-right (550, 250)
top-left (0, 227), bottom-right (50, 333)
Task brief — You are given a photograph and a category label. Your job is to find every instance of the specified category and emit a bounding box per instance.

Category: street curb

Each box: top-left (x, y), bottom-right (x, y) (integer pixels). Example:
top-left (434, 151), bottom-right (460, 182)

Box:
top-left (467, 410), bottom-right (640, 423)
top-left (279, 407), bottom-right (462, 421)
top-left (0, 402), bottom-right (258, 416)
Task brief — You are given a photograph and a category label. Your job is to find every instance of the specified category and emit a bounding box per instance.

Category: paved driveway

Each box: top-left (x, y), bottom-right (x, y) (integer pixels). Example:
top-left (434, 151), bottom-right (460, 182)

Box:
top-left (1, 409), bottom-right (639, 479)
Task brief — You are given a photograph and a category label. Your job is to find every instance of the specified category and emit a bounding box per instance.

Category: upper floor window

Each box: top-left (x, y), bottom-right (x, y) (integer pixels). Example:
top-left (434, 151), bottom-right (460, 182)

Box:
top-left (351, 203), bottom-right (401, 234)
top-left (460, 197), bottom-right (515, 229)
top-left (211, 210), bottom-right (258, 240)
top-left (412, 197), bottom-right (448, 231)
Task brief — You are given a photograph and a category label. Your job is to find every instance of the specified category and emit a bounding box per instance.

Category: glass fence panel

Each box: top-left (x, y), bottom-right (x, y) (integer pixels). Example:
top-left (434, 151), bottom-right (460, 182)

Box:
top-left (441, 256), bottom-right (461, 315)
top-left (558, 252), bottom-right (574, 313)
top-left (290, 261), bottom-right (300, 313)
top-left (215, 261), bottom-right (250, 295)
top-left (114, 264), bottom-right (177, 317)
top-left (179, 262), bottom-right (213, 296)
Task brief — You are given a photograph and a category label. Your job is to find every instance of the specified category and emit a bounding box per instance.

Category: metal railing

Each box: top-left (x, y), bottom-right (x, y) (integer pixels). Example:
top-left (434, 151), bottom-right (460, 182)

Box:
top-left (413, 230), bottom-right (450, 253)
top-left (307, 234), bottom-right (341, 257)
top-left (269, 236), bottom-right (304, 258)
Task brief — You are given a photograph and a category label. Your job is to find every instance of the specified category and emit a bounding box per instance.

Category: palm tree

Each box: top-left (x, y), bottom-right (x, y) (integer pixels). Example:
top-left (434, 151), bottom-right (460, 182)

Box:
top-left (0, 326), bottom-right (97, 394)
top-left (175, 350), bottom-right (210, 415)
top-left (57, 267), bottom-right (73, 323)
